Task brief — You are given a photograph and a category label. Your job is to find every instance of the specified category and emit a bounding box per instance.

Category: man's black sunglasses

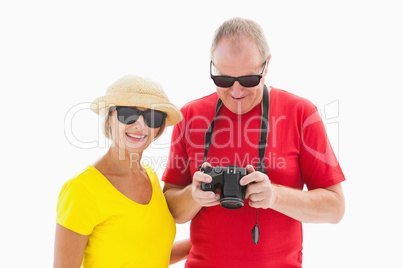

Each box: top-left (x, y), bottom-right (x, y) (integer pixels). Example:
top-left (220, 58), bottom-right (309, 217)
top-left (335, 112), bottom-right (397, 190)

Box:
top-left (114, 106), bottom-right (167, 128)
top-left (210, 60), bottom-right (267, 88)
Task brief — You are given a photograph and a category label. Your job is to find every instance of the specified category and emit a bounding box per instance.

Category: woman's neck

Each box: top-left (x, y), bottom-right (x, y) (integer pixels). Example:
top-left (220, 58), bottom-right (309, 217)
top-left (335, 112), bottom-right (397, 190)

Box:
top-left (97, 146), bottom-right (144, 177)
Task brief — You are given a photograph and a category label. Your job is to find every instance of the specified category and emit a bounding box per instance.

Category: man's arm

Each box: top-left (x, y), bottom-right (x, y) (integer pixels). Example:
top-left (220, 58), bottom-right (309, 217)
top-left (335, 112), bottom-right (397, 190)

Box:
top-left (163, 163), bottom-right (221, 224)
top-left (163, 184), bottom-right (201, 224)
top-left (271, 183), bottom-right (345, 223)
top-left (241, 165), bottom-right (345, 223)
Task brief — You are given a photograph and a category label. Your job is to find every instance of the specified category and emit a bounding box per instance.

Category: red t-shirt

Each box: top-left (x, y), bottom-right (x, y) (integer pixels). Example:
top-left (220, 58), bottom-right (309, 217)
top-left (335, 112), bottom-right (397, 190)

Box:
top-left (162, 87), bottom-right (345, 268)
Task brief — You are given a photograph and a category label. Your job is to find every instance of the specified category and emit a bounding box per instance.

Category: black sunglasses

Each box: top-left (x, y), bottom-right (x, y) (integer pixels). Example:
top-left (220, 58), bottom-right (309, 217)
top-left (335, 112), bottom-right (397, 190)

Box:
top-left (210, 60), bottom-right (267, 88)
top-left (114, 106), bottom-right (167, 128)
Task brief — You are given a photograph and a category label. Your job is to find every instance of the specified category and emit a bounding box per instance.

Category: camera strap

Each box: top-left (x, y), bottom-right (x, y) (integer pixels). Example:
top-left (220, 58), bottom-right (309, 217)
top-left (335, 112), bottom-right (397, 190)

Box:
top-left (202, 85), bottom-right (270, 173)
top-left (202, 85), bottom-right (270, 245)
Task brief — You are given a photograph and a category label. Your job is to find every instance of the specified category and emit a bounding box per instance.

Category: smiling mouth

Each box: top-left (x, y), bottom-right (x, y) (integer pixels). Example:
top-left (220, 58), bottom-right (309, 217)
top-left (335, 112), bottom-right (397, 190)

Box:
top-left (126, 133), bottom-right (147, 139)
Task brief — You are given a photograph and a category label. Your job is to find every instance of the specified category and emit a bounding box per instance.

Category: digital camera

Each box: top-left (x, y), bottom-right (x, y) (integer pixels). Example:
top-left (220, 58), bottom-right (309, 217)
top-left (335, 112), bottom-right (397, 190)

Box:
top-left (201, 165), bottom-right (248, 209)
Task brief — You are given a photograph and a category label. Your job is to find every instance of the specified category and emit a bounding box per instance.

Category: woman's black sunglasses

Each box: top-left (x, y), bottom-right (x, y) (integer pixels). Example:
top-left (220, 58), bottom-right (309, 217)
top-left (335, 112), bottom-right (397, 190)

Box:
top-left (210, 60), bottom-right (267, 88)
top-left (114, 106), bottom-right (167, 128)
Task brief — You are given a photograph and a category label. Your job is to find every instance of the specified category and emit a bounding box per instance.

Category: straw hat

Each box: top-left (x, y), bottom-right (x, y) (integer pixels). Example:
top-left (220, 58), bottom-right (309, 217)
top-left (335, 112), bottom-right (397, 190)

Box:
top-left (91, 75), bottom-right (183, 126)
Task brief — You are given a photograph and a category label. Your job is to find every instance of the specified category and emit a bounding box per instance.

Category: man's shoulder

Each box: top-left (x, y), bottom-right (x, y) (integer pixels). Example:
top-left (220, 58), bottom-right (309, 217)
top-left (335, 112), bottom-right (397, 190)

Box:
top-left (180, 92), bottom-right (219, 117)
top-left (271, 86), bottom-right (316, 111)
top-left (271, 86), bottom-right (310, 102)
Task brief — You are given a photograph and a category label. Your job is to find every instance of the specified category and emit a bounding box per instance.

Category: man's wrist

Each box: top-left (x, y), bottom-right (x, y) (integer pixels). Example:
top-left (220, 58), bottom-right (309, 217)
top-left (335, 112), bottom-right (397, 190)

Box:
top-left (270, 184), bottom-right (280, 210)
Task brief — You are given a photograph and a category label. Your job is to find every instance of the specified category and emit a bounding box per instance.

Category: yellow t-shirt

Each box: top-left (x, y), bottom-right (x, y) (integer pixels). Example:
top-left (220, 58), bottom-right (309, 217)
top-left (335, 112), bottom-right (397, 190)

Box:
top-left (57, 164), bottom-right (176, 267)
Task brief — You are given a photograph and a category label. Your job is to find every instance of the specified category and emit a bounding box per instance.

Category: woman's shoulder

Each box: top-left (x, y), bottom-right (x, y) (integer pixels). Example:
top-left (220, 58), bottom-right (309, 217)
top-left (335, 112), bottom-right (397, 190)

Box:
top-left (141, 163), bottom-right (162, 189)
top-left (73, 166), bottom-right (102, 183)
top-left (59, 166), bottom-right (102, 194)
top-left (141, 163), bottom-right (157, 180)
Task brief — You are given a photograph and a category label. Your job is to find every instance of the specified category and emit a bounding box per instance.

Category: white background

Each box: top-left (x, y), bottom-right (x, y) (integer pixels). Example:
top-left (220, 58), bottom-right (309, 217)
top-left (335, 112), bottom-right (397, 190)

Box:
top-left (1, 0), bottom-right (401, 267)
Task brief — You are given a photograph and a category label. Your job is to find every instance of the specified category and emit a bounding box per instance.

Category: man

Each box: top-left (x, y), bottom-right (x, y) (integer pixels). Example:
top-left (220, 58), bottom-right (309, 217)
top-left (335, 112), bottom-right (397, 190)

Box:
top-left (162, 17), bottom-right (345, 267)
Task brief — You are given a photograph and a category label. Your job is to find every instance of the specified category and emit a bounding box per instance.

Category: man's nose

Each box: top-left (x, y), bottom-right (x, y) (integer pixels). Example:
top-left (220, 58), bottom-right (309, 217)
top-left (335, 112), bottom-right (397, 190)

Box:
top-left (231, 81), bottom-right (243, 98)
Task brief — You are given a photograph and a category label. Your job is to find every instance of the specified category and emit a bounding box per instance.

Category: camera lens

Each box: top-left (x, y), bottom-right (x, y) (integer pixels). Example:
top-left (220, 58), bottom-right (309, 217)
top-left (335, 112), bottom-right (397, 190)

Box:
top-left (220, 197), bottom-right (244, 209)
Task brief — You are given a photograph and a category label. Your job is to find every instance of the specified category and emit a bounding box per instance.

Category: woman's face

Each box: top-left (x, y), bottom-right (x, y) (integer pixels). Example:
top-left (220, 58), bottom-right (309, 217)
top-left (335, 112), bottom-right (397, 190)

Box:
top-left (108, 107), bottom-right (160, 154)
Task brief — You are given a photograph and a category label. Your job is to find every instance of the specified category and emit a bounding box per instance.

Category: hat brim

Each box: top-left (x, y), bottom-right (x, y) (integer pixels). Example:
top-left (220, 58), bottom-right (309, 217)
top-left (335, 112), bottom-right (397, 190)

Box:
top-left (91, 93), bottom-right (183, 126)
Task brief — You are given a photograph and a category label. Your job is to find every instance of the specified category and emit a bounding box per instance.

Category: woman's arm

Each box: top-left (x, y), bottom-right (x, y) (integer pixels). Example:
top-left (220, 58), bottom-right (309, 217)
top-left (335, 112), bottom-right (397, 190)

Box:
top-left (53, 224), bottom-right (89, 268)
top-left (169, 238), bottom-right (192, 265)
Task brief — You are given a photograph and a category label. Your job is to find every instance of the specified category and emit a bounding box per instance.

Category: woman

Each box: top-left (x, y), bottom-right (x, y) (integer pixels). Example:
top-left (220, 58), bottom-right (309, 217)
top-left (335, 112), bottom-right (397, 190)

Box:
top-left (54, 75), bottom-right (190, 267)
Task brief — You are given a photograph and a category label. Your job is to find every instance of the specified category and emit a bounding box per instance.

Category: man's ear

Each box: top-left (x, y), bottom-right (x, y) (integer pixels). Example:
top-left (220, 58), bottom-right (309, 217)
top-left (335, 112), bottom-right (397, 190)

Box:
top-left (264, 55), bottom-right (271, 76)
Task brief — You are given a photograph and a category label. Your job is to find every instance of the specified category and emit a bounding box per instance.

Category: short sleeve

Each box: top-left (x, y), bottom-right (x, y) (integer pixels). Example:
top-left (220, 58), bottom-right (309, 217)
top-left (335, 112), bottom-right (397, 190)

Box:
top-left (299, 107), bottom-right (345, 190)
top-left (56, 179), bottom-right (101, 235)
top-left (162, 116), bottom-right (192, 186)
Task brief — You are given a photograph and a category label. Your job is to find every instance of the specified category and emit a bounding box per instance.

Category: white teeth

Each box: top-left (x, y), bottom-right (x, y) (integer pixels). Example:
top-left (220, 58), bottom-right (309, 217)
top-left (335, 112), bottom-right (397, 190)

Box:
top-left (126, 133), bottom-right (147, 139)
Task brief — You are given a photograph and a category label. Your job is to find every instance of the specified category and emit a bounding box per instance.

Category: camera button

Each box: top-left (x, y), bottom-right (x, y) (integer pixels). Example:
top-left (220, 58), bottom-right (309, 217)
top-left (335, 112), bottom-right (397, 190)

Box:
top-left (203, 166), bottom-right (212, 173)
top-left (215, 166), bottom-right (223, 174)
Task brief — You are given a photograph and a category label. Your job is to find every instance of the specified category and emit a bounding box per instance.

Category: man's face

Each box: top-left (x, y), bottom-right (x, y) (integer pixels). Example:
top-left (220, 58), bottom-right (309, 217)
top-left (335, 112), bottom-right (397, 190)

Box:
top-left (212, 36), bottom-right (268, 115)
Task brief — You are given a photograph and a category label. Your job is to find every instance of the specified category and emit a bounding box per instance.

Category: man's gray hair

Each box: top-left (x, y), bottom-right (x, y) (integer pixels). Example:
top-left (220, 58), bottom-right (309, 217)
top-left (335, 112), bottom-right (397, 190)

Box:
top-left (210, 17), bottom-right (271, 64)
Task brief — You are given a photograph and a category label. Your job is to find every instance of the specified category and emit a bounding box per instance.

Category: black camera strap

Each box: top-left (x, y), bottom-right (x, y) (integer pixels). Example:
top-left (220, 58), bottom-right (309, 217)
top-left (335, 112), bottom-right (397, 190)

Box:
top-left (258, 84), bottom-right (270, 173)
top-left (203, 97), bottom-right (224, 163)
top-left (201, 85), bottom-right (270, 245)
top-left (203, 85), bottom-right (270, 173)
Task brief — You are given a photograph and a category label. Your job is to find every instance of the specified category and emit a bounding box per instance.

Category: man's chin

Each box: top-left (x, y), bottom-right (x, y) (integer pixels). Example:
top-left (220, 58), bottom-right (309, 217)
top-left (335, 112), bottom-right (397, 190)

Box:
top-left (222, 98), bottom-right (245, 114)
top-left (227, 105), bottom-right (252, 115)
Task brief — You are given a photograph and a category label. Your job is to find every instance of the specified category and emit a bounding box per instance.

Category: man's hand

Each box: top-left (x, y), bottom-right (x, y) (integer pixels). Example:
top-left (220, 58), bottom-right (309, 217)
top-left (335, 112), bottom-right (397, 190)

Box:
top-left (191, 162), bottom-right (221, 207)
top-left (240, 165), bottom-right (277, 209)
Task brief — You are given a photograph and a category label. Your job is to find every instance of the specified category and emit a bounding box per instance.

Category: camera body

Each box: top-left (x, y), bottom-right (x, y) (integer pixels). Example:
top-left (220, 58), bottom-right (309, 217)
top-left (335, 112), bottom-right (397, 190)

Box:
top-left (201, 165), bottom-right (248, 209)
